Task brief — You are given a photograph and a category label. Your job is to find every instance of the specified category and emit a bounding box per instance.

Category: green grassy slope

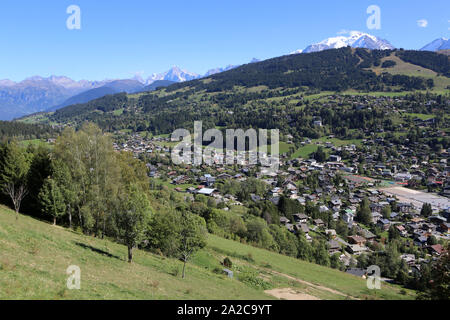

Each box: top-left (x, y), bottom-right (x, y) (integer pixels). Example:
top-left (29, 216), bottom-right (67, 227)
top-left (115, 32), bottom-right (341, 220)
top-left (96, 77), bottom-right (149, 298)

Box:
top-left (0, 205), bottom-right (414, 300)
top-left (0, 205), bottom-right (270, 300)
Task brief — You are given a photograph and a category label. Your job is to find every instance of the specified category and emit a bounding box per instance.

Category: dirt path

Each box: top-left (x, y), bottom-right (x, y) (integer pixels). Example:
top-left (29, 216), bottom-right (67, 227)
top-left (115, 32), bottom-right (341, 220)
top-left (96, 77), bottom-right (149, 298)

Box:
top-left (265, 288), bottom-right (320, 300)
top-left (266, 269), bottom-right (358, 300)
top-left (213, 251), bottom-right (358, 300)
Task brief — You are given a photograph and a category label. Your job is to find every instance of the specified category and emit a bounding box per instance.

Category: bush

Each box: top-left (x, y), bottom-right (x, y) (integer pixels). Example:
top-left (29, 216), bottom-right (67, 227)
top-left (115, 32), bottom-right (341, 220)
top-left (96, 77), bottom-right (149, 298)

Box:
top-left (213, 267), bottom-right (223, 274)
top-left (238, 270), bottom-right (272, 290)
top-left (170, 266), bottom-right (180, 277)
top-left (223, 257), bottom-right (233, 268)
top-left (381, 60), bottom-right (396, 68)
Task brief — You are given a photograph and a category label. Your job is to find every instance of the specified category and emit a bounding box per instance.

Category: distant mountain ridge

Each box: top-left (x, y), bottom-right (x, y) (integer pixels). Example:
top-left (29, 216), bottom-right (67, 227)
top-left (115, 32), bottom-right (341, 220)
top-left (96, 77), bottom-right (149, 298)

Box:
top-left (46, 79), bottom-right (146, 112)
top-left (0, 76), bottom-right (111, 120)
top-left (421, 38), bottom-right (450, 52)
top-left (145, 66), bottom-right (200, 84)
top-left (3, 31), bottom-right (449, 121)
top-left (293, 31), bottom-right (395, 54)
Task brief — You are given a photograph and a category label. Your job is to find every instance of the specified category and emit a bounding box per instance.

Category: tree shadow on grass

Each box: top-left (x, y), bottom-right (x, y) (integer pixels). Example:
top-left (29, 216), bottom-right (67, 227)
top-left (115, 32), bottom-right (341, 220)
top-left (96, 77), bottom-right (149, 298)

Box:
top-left (74, 242), bottom-right (122, 260)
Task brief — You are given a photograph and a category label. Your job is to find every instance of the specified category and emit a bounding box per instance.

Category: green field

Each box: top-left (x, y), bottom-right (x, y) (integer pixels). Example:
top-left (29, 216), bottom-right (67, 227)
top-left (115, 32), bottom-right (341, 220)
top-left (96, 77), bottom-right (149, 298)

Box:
top-left (0, 205), bottom-right (414, 300)
top-left (403, 113), bottom-right (436, 120)
top-left (291, 144), bottom-right (319, 159)
top-left (290, 137), bottom-right (361, 160)
top-left (19, 139), bottom-right (50, 148)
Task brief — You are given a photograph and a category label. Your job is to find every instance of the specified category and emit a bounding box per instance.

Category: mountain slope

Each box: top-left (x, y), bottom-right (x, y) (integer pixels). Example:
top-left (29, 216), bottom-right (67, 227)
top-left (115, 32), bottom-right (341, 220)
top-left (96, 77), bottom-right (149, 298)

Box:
top-left (0, 77), bottom-right (109, 120)
top-left (47, 80), bottom-right (145, 112)
top-left (301, 31), bottom-right (394, 53)
top-left (146, 67), bottom-right (200, 84)
top-left (421, 38), bottom-right (450, 52)
top-left (143, 80), bottom-right (177, 91)
top-left (24, 47), bottom-right (449, 127)
top-left (0, 205), bottom-right (412, 299)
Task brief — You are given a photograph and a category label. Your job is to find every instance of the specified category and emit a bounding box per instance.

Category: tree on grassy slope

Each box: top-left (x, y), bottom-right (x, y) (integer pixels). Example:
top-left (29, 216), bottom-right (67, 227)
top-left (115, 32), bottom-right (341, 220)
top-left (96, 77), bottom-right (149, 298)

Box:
top-left (0, 142), bottom-right (31, 219)
top-left (114, 184), bottom-right (151, 263)
top-left (178, 208), bottom-right (207, 279)
top-left (38, 178), bottom-right (65, 225)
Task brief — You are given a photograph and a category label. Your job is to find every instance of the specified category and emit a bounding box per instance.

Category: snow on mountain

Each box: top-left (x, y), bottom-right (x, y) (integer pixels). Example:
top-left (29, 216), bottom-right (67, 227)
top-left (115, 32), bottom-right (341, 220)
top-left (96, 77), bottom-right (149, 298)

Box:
top-left (204, 65), bottom-right (238, 77)
top-left (203, 59), bottom-right (261, 77)
top-left (420, 38), bottom-right (450, 51)
top-left (146, 59), bottom-right (262, 83)
top-left (146, 66), bottom-right (200, 85)
top-left (300, 31), bottom-right (395, 53)
top-left (290, 49), bottom-right (303, 55)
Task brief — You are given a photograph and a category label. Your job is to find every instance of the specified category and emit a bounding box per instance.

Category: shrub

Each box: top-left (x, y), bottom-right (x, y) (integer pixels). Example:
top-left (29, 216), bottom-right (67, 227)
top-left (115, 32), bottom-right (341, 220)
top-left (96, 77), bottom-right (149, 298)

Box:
top-left (381, 60), bottom-right (396, 68)
top-left (223, 257), bottom-right (233, 268)
top-left (170, 266), bottom-right (180, 277)
top-left (238, 270), bottom-right (272, 290)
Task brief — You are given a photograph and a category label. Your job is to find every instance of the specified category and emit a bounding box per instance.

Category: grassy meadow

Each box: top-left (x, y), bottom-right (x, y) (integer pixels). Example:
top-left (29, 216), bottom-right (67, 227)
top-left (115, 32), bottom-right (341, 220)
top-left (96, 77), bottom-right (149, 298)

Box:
top-left (0, 205), bottom-right (415, 300)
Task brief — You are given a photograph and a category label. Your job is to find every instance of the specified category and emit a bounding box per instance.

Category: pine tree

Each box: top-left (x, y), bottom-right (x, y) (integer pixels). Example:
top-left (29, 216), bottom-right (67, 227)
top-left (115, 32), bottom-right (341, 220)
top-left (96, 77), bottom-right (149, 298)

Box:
top-left (356, 197), bottom-right (372, 225)
top-left (420, 203), bottom-right (433, 217)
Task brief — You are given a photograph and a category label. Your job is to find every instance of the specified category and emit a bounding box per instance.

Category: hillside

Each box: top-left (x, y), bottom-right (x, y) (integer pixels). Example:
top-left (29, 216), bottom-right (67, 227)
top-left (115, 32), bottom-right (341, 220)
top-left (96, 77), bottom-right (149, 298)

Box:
top-left (0, 205), bottom-right (413, 300)
top-left (46, 80), bottom-right (145, 112)
top-left (19, 48), bottom-right (449, 133)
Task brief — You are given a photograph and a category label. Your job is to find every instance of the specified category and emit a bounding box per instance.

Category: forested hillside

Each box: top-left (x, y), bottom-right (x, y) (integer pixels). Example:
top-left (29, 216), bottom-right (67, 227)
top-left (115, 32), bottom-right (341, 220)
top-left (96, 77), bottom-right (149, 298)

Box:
top-left (20, 48), bottom-right (449, 137)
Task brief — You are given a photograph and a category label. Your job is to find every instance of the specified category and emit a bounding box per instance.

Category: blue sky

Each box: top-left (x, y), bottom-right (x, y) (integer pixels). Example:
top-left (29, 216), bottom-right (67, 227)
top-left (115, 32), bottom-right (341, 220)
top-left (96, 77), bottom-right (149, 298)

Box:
top-left (1, 0), bottom-right (449, 81)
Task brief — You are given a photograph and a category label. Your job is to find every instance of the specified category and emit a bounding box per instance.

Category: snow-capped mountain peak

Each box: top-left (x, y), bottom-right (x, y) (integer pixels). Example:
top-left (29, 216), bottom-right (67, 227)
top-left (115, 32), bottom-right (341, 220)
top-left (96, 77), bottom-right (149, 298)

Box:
top-left (420, 38), bottom-right (450, 52)
top-left (298, 31), bottom-right (395, 54)
top-left (145, 66), bottom-right (200, 85)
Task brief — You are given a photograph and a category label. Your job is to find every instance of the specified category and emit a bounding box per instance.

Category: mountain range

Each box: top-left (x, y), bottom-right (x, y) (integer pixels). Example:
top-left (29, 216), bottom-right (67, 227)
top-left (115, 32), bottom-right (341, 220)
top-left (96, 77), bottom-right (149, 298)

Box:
top-left (420, 38), bottom-right (450, 52)
top-left (291, 31), bottom-right (395, 54)
top-left (1, 32), bottom-right (448, 120)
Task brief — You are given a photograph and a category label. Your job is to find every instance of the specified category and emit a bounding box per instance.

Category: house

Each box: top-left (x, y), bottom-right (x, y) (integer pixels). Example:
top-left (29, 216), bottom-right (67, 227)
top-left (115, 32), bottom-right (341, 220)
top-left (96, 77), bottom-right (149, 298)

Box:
top-left (358, 228), bottom-right (376, 241)
top-left (414, 235), bottom-right (428, 247)
top-left (390, 212), bottom-right (399, 220)
top-left (395, 225), bottom-right (408, 237)
top-left (439, 222), bottom-right (450, 233)
top-left (346, 244), bottom-right (368, 255)
top-left (330, 198), bottom-right (342, 207)
top-left (329, 155), bottom-right (342, 162)
top-left (285, 223), bottom-right (295, 233)
top-left (377, 219), bottom-right (391, 231)
top-left (293, 213), bottom-right (308, 223)
top-left (427, 244), bottom-right (444, 256)
top-left (328, 240), bottom-right (341, 254)
top-left (397, 202), bottom-right (413, 213)
top-left (313, 219), bottom-right (325, 227)
top-left (250, 194), bottom-right (262, 202)
top-left (217, 173), bottom-right (232, 180)
top-left (325, 229), bottom-right (337, 239)
top-left (400, 254), bottom-right (415, 266)
top-left (269, 196), bottom-right (280, 206)
top-left (429, 215), bottom-right (446, 224)
top-left (346, 268), bottom-right (367, 278)
top-left (371, 212), bottom-right (383, 223)
top-left (313, 120), bottom-right (323, 127)
top-left (196, 188), bottom-right (216, 196)
top-left (342, 209), bottom-right (354, 224)
top-left (296, 223), bottom-right (310, 234)
top-left (280, 217), bottom-right (290, 225)
top-left (348, 235), bottom-right (366, 246)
